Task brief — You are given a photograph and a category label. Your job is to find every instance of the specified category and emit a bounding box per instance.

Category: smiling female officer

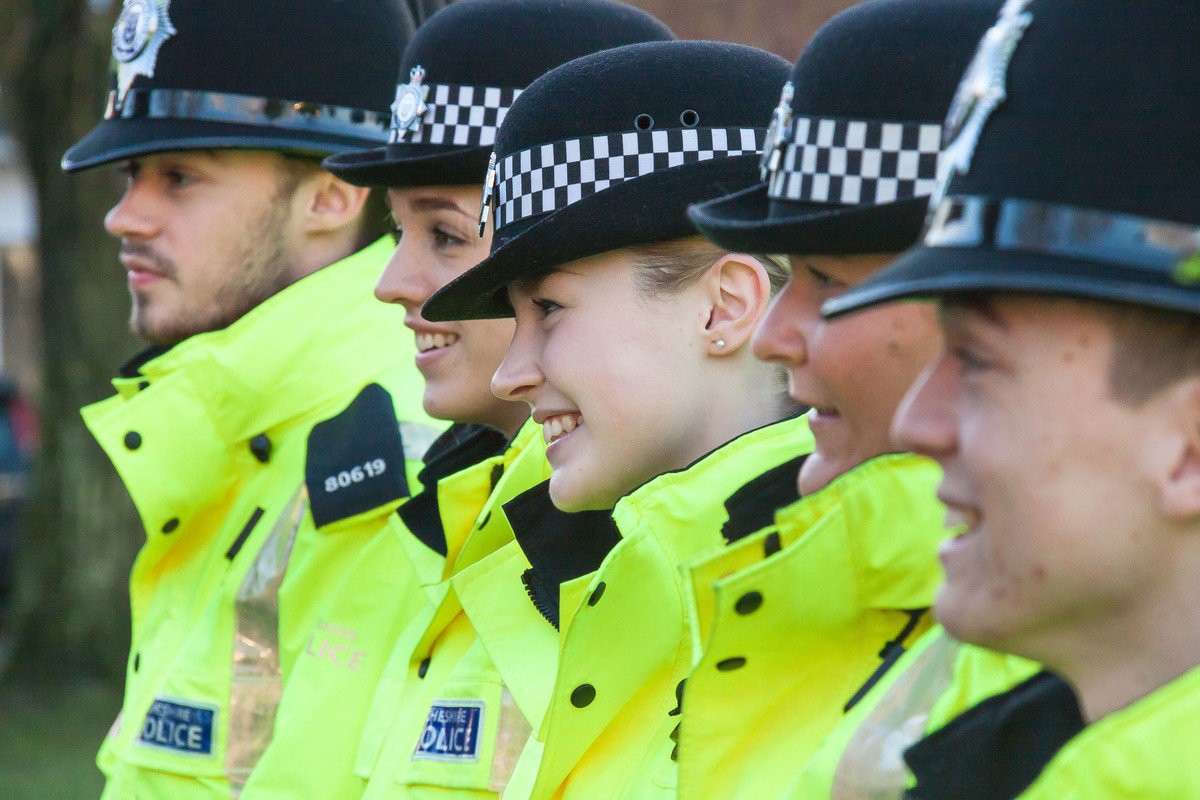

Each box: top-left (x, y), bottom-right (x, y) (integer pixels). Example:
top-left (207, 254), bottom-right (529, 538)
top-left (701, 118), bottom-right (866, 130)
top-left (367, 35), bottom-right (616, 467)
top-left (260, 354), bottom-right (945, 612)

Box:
top-left (321, 3), bottom-right (675, 798)
top-left (420, 39), bottom-right (809, 799)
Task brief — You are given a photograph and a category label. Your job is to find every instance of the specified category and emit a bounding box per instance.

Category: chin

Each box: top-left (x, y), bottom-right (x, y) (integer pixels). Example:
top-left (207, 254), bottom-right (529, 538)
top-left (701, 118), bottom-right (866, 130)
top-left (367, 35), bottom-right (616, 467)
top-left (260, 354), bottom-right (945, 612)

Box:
top-left (422, 386), bottom-right (480, 425)
top-left (548, 473), bottom-right (616, 513)
top-left (935, 588), bottom-right (1004, 650)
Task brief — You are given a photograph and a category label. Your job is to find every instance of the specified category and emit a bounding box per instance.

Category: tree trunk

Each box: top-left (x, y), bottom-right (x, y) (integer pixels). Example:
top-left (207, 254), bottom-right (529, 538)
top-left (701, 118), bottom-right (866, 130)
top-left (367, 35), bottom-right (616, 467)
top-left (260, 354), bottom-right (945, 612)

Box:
top-left (0, 0), bottom-right (143, 682)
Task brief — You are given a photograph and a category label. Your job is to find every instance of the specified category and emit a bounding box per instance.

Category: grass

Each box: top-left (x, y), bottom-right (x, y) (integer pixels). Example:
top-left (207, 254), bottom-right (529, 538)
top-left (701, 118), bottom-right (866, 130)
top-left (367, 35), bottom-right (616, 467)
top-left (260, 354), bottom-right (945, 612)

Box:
top-left (0, 677), bottom-right (120, 799)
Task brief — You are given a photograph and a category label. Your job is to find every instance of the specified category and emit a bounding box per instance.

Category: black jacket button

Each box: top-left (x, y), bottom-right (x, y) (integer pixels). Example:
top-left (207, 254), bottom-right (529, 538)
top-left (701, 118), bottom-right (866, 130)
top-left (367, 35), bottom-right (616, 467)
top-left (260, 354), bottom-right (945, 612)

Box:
top-left (587, 582), bottom-right (606, 606)
top-left (249, 434), bottom-right (272, 463)
top-left (161, 518), bottom-right (180, 534)
top-left (418, 657), bottom-right (431, 678)
top-left (717, 657), bottom-right (747, 672)
top-left (124, 431), bottom-right (142, 450)
top-left (571, 684), bottom-right (596, 707)
top-left (735, 591), bottom-right (763, 615)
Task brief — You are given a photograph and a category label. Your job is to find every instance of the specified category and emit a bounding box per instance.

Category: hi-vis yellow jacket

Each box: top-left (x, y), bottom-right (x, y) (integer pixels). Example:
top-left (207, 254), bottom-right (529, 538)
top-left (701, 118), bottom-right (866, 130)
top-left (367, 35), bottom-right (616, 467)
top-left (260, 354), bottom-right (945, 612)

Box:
top-left (356, 418), bottom-right (550, 799)
top-left (472, 416), bottom-right (814, 800)
top-left (674, 454), bottom-right (950, 800)
top-left (240, 423), bottom-right (511, 800)
top-left (901, 652), bottom-right (1200, 800)
top-left (84, 238), bottom-right (443, 800)
top-left (1014, 663), bottom-right (1200, 799)
top-left (784, 626), bottom-right (1038, 800)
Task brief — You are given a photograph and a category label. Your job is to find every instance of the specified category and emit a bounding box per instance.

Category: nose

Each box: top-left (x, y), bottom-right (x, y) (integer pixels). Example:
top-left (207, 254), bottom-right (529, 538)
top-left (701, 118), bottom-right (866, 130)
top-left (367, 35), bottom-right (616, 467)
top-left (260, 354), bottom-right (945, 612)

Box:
top-left (891, 351), bottom-right (958, 458)
top-left (752, 278), bottom-right (809, 366)
top-left (104, 178), bottom-right (159, 240)
top-left (491, 318), bottom-right (544, 403)
top-left (374, 238), bottom-right (432, 309)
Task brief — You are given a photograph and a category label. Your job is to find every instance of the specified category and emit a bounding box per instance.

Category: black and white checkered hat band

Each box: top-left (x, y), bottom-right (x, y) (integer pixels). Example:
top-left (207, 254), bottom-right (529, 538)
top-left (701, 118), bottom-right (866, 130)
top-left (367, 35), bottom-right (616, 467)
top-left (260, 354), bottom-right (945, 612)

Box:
top-left (494, 127), bottom-right (763, 230)
top-left (768, 117), bottom-right (942, 205)
top-left (392, 84), bottom-right (522, 146)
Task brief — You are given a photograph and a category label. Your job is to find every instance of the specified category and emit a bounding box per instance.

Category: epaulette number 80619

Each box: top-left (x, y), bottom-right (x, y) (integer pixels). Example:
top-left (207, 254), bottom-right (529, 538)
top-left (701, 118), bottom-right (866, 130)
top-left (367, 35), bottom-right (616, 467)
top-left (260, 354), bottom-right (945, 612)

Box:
top-left (324, 458), bottom-right (388, 493)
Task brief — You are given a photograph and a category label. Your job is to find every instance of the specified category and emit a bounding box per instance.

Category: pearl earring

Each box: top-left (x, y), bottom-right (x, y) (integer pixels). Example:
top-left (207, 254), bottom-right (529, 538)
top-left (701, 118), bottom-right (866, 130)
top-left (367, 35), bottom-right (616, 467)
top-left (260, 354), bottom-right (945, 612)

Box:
top-left (715, 338), bottom-right (726, 349)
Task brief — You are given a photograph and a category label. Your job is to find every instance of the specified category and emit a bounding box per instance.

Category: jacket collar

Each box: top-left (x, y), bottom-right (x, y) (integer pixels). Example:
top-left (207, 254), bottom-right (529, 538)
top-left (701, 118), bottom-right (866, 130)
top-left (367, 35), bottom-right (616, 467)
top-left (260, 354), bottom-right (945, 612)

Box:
top-left (398, 423), bottom-right (511, 557)
top-left (506, 415), bottom-right (813, 629)
top-left (612, 414), bottom-right (813, 566)
top-left (109, 237), bottom-right (408, 442)
top-left (904, 671), bottom-right (1084, 800)
top-left (505, 481), bottom-right (621, 629)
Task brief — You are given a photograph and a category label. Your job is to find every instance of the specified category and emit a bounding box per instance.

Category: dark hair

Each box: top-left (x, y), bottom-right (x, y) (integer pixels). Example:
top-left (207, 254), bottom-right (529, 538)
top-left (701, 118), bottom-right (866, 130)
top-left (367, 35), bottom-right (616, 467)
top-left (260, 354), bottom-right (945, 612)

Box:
top-left (276, 153), bottom-right (390, 251)
top-left (1103, 302), bottom-right (1200, 406)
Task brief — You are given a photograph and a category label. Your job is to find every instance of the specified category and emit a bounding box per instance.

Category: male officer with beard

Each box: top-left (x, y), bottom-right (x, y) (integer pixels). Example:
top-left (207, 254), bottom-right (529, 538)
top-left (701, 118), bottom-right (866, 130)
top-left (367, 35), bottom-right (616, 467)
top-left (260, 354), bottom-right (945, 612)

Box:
top-left (61, 1), bottom-right (445, 797)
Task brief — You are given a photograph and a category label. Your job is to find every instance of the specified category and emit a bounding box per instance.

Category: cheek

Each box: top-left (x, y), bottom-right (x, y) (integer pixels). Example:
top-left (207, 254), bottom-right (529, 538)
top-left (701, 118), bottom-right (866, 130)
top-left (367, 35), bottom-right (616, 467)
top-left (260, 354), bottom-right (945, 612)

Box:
top-left (807, 319), bottom-right (875, 408)
top-left (465, 319), bottom-right (515, 372)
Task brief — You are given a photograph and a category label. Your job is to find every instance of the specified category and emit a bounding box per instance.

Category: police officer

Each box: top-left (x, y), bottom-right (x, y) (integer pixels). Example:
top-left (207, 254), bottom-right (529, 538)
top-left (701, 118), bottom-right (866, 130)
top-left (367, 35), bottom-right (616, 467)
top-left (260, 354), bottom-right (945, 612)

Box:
top-left (61, 1), bottom-right (445, 797)
top-left (421, 38), bottom-right (809, 800)
top-left (322, 3), bottom-right (676, 797)
top-left (826, 1), bottom-right (1200, 796)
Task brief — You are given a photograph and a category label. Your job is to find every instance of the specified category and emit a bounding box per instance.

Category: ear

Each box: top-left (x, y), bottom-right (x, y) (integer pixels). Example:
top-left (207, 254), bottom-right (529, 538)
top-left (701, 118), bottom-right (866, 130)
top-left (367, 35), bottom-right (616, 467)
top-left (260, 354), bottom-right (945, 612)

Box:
top-left (299, 172), bottom-right (371, 235)
top-left (1160, 380), bottom-right (1200, 520)
top-left (701, 253), bottom-right (773, 356)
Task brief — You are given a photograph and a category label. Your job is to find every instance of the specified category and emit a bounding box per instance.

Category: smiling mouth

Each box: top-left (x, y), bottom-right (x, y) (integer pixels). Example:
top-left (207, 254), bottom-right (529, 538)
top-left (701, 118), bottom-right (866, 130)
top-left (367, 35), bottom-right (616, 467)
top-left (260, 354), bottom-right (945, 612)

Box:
top-left (943, 506), bottom-right (981, 537)
top-left (542, 413), bottom-right (581, 445)
top-left (415, 332), bottom-right (458, 353)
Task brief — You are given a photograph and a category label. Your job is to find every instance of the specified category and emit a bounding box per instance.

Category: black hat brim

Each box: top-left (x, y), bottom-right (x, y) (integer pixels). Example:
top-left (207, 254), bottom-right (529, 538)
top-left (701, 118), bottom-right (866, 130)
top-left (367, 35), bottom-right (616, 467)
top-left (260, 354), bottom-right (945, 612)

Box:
top-left (61, 117), bottom-right (387, 172)
top-left (323, 143), bottom-right (492, 188)
top-left (823, 245), bottom-right (1200, 318)
top-left (688, 182), bottom-right (930, 255)
top-left (423, 155), bottom-right (759, 322)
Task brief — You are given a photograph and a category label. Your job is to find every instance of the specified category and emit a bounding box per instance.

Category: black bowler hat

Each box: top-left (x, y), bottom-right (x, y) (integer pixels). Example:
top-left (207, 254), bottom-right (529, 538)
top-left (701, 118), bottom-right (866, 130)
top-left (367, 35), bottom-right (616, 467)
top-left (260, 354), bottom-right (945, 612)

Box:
top-left (827, 0), bottom-right (1200, 318)
top-left (324, 0), bottom-right (675, 188)
top-left (422, 40), bottom-right (791, 321)
top-left (687, 0), bottom-right (1002, 256)
top-left (62, 0), bottom-right (413, 172)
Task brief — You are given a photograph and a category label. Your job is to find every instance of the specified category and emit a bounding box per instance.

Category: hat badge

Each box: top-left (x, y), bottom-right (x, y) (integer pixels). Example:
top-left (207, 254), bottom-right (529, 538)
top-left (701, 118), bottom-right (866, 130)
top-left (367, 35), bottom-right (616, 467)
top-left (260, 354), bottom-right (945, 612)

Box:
top-left (929, 0), bottom-right (1033, 212)
top-left (111, 0), bottom-right (177, 110)
top-left (478, 151), bottom-right (498, 237)
top-left (759, 81), bottom-right (794, 181)
top-left (391, 65), bottom-right (431, 142)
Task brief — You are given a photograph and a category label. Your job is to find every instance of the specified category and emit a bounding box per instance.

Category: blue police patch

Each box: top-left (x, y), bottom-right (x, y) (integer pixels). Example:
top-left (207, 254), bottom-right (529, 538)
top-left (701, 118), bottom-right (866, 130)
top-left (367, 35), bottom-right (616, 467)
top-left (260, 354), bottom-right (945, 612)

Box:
top-left (137, 696), bottom-right (217, 757)
top-left (412, 699), bottom-right (486, 763)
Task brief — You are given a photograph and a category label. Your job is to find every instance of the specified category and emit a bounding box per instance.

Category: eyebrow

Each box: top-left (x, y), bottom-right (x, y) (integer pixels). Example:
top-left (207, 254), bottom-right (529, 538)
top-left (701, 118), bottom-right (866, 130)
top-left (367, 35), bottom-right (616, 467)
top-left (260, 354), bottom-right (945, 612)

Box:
top-left (941, 293), bottom-right (1010, 333)
top-left (408, 196), bottom-right (474, 219)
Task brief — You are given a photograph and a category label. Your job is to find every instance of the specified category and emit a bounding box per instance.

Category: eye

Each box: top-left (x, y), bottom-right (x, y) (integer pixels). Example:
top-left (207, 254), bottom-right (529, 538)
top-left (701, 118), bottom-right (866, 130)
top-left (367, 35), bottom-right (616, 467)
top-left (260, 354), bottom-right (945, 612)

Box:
top-left (532, 297), bottom-right (563, 318)
top-left (950, 343), bottom-right (990, 376)
top-left (432, 225), bottom-right (467, 250)
top-left (805, 263), bottom-right (843, 290)
top-left (163, 169), bottom-right (198, 189)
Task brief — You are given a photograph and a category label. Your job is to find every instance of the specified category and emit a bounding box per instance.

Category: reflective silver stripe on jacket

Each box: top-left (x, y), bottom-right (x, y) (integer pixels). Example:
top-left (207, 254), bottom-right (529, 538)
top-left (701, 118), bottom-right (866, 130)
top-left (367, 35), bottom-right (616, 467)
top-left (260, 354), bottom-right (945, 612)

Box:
top-left (226, 485), bottom-right (308, 795)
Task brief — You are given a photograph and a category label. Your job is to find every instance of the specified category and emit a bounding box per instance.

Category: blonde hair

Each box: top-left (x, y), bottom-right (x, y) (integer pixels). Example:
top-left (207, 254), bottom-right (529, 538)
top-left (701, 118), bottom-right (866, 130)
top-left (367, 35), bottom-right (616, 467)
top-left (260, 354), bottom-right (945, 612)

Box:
top-left (629, 238), bottom-right (796, 410)
top-left (629, 238), bottom-right (790, 297)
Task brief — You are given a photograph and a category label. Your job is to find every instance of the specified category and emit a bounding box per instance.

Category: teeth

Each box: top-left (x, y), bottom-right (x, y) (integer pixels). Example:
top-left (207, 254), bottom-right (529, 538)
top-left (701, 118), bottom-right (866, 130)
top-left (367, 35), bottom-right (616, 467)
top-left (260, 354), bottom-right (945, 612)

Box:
top-left (416, 332), bottom-right (458, 353)
top-left (542, 414), bottom-right (581, 444)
